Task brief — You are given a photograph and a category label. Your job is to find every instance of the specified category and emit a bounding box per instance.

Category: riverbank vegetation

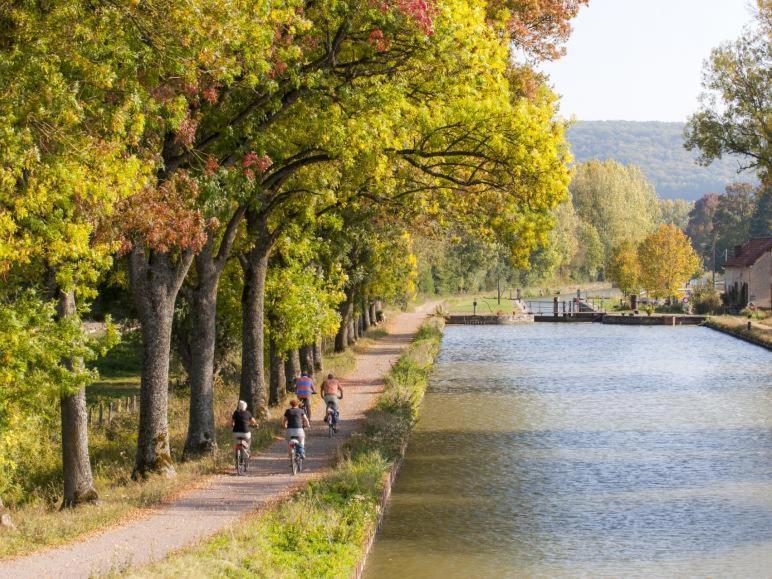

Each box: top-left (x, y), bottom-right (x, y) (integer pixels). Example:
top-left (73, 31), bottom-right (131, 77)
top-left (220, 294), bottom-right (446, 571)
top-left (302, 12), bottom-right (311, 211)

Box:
top-left (704, 314), bottom-right (772, 349)
top-left (123, 318), bottom-right (444, 578)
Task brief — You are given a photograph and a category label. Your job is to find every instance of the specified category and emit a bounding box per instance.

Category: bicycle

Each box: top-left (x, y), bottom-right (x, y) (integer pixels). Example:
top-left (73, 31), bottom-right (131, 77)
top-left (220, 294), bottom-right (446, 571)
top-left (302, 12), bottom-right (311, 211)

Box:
top-left (288, 436), bottom-right (304, 475)
top-left (234, 435), bottom-right (250, 476)
top-left (324, 401), bottom-right (339, 437)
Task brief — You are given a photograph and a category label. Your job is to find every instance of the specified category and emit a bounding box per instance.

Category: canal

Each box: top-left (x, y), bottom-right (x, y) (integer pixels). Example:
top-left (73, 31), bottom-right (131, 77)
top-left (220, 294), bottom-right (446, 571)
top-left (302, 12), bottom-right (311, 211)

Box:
top-left (364, 324), bottom-right (772, 578)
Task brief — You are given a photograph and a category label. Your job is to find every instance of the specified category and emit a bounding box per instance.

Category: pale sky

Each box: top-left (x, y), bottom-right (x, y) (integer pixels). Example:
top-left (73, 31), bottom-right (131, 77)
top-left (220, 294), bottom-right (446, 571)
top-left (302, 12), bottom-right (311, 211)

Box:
top-left (540, 0), bottom-right (755, 122)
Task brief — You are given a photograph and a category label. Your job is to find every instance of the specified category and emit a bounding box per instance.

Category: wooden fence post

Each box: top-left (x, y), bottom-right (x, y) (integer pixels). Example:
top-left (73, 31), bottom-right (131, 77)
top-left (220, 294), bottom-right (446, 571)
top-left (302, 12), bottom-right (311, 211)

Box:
top-left (98, 402), bottom-right (104, 427)
top-left (108, 402), bottom-right (114, 426)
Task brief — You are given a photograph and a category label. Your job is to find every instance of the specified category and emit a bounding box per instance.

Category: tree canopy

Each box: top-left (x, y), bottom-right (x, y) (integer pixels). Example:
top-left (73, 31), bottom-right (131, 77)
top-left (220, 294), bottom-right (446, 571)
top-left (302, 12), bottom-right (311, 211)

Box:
top-left (685, 0), bottom-right (772, 185)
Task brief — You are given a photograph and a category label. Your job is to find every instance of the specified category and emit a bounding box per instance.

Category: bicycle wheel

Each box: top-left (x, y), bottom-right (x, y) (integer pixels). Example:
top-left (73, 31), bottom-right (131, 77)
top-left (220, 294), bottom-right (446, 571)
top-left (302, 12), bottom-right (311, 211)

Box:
top-left (236, 448), bottom-right (246, 476)
top-left (297, 454), bottom-right (304, 473)
top-left (328, 420), bottom-right (334, 437)
top-left (291, 450), bottom-right (298, 476)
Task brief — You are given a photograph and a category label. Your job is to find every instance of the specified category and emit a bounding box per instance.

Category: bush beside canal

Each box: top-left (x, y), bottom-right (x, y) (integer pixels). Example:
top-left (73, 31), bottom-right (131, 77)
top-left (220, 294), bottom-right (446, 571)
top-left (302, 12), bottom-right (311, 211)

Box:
top-left (123, 317), bottom-right (444, 579)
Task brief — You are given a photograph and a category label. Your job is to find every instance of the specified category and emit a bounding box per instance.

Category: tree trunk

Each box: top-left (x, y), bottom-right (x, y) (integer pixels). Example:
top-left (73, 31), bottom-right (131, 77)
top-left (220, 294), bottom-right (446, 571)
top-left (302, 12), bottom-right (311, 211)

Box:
top-left (239, 214), bottom-right (272, 418)
top-left (313, 338), bottom-right (323, 372)
top-left (362, 295), bottom-right (371, 330)
top-left (57, 289), bottom-right (98, 508)
top-left (183, 245), bottom-right (219, 459)
top-left (335, 295), bottom-right (354, 352)
top-left (182, 208), bottom-right (244, 459)
top-left (300, 344), bottom-right (314, 375)
top-left (285, 350), bottom-right (301, 390)
top-left (129, 246), bottom-right (192, 479)
top-left (370, 301), bottom-right (378, 326)
top-left (347, 317), bottom-right (357, 345)
top-left (268, 337), bottom-right (285, 406)
top-left (60, 388), bottom-right (98, 508)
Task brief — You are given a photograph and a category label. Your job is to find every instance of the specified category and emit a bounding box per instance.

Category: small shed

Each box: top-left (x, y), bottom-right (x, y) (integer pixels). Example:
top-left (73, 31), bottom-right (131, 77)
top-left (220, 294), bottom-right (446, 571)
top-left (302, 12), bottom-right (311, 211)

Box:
top-left (724, 237), bottom-right (772, 309)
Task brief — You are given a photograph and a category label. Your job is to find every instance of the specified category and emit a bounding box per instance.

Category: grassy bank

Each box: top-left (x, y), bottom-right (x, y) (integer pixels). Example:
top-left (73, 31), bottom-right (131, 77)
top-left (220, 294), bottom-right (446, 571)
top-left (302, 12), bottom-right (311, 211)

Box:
top-left (123, 317), bottom-right (445, 578)
top-left (0, 329), bottom-right (370, 560)
top-left (704, 315), bottom-right (772, 349)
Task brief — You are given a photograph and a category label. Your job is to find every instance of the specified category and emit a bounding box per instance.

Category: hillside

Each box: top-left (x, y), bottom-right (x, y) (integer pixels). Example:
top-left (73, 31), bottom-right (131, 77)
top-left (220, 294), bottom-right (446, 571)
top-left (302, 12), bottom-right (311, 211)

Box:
top-left (567, 121), bottom-right (756, 200)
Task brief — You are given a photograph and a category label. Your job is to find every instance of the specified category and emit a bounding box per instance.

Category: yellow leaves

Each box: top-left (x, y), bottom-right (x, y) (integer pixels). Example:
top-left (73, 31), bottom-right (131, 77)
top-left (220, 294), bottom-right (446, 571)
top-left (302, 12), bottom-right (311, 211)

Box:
top-left (637, 224), bottom-right (701, 300)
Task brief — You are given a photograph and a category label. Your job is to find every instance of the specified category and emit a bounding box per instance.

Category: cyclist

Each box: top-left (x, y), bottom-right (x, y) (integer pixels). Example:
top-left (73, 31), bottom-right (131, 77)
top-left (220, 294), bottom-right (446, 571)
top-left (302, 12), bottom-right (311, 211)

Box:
top-left (232, 400), bottom-right (257, 453)
top-left (282, 399), bottom-right (310, 459)
top-left (320, 372), bottom-right (343, 426)
top-left (294, 371), bottom-right (316, 420)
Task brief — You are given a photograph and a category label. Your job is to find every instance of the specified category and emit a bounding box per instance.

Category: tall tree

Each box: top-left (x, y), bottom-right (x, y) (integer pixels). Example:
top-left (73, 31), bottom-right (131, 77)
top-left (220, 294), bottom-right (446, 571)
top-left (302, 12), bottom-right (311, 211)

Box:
top-left (638, 224), bottom-right (701, 301)
top-left (712, 182), bottom-right (757, 264)
top-left (608, 241), bottom-right (642, 298)
top-left (685, 0), bottom-right (772, 184)
top-left (570, 160), bottom-right (660, 261)
top-left (659, 199), bottom-right (693, 229)
top-left (750, 185), bottom-right (772, 236)
top-left (1, 0), bottom-right (142, 505)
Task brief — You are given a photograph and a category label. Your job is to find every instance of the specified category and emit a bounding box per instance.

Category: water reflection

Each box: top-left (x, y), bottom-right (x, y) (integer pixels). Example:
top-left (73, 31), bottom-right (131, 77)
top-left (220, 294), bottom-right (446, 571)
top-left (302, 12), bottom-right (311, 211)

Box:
top-left (365, 324), bottom-right (772, 578)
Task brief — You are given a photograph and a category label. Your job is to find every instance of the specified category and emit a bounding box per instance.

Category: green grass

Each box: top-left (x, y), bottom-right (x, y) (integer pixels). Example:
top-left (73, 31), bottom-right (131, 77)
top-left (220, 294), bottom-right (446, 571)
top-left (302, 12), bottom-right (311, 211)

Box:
top-left (125, 317), bottom-right (445, 578)
top-left (444, 295), bottom-right (514, 314)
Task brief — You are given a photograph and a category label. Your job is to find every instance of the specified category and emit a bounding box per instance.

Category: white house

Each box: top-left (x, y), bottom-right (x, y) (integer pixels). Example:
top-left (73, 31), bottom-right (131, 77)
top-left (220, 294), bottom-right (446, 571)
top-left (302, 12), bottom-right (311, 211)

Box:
top-left (723, 237), bottom-right (772, 309)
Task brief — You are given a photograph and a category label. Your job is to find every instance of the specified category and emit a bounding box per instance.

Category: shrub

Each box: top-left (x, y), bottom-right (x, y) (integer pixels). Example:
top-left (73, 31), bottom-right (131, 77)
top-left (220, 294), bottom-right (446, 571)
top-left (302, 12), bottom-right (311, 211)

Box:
top-left (692, 284), bottom-right (723, 315)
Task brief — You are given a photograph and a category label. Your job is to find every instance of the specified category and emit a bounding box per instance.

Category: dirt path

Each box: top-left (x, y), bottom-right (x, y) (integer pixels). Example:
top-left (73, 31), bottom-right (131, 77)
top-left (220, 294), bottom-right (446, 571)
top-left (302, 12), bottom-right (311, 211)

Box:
top-left (0, 306), bottom-right (435, 579)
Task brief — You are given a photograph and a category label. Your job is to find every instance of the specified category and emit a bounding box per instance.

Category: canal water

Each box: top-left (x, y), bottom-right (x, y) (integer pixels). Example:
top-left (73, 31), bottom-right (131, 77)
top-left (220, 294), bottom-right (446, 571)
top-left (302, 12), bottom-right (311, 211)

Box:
top-left (364, 324), bottom-right (772, 578)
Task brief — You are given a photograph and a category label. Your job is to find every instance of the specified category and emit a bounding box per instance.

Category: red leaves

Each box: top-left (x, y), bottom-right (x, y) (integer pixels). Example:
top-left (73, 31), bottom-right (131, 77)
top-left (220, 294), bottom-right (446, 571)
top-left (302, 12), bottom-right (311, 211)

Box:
top-left (241, 152), bottom-right (272, 175)
top-left (373, 0), bottom-right (435, 36)
top-left (174, 115), bottom-right (198, 148)
top-left (241, 152), bottom-right (272, 181)
top-left (492, 0), bottom-right (589, 60)
top-left (201, 86), bottom-right (219, 104)
top-left (204, 157), bottom-right (220, 176)
top-left (394, 0), bottom-right (435, 35)
top-left (117, 171), bottom-right (207, 254)
top-left (368, 29), bottom-right (391, 52)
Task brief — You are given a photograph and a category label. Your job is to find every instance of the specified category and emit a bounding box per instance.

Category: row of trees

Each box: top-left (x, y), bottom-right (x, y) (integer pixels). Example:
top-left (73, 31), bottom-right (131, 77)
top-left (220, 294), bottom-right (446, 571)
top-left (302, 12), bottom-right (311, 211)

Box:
top-left (497, 159), bottom-right (678, 289)
top-left (414, 159), bottom-right (700, 294)
top-left (0, 0), bottom-right (585, 509)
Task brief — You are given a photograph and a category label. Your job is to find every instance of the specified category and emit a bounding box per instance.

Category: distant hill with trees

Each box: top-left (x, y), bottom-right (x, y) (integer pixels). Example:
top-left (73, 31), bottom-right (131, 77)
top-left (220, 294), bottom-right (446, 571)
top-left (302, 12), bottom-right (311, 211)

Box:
top-left (567, 121), bottom-right (755, 200)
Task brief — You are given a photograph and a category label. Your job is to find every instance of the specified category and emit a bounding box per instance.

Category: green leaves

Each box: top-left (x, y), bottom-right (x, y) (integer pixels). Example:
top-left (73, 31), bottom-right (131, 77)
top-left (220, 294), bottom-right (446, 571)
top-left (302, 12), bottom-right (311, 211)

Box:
top-left (0, 293), bottom-right (118, 498)
top-left (685, 2), bottom-right (772, 184)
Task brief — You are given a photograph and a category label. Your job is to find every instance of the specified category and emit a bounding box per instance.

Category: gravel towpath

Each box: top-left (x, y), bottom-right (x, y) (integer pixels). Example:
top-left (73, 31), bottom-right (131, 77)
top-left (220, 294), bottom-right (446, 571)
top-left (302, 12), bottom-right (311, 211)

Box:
top-left (0, 306), bottom-right (434, 579)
